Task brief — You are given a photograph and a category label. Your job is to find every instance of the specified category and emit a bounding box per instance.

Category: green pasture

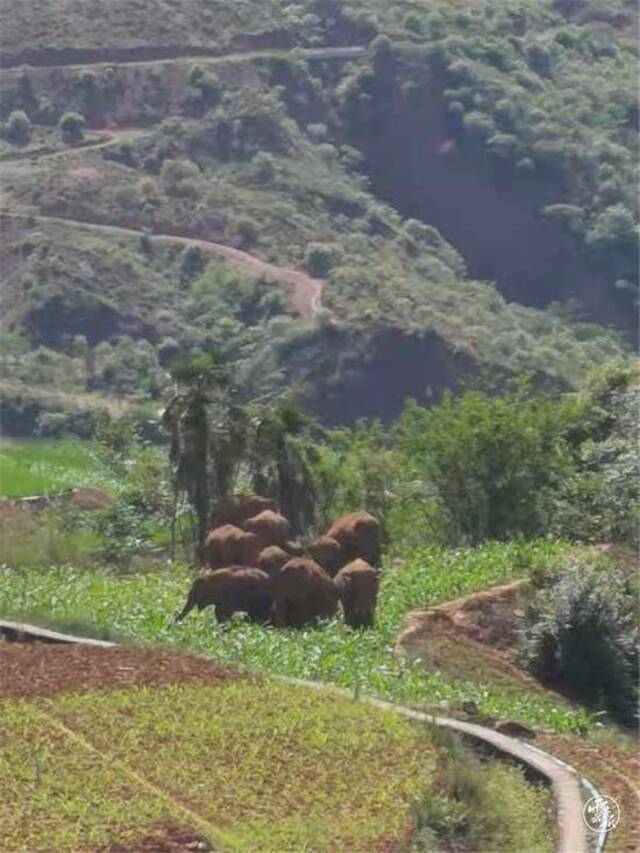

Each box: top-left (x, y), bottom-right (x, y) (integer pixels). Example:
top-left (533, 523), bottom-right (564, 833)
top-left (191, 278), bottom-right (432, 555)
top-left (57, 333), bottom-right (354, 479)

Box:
top-left (0, 439), bottom-right (121, 498)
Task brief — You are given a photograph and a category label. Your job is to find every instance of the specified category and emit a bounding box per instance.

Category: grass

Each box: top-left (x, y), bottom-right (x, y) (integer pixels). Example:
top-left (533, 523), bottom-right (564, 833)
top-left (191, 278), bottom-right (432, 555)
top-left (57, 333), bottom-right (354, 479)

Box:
top-left (414, 728), bottom-right (552, 853)
top-left (0, 439), bottom-right (121, 497)
top-left (0, 681), bottom-right (434, 851)
top-left (0, 539), bottom-right (593, 733)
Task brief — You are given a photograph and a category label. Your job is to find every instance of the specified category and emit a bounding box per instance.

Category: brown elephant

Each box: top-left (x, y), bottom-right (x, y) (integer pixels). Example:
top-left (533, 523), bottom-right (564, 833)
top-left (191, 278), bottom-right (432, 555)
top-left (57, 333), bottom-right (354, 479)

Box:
top-left (201, 524), bottom-right (259, 569)
top-left (334, 559), bottom-right (379, 629)
top-left (209, 494), bottom-right (276, 530)
top-left (309, 535), bottom-right (346, 577)
top-left (325, 511), bottom-right (381, 568)
top-left (257, 545), bottom-right (291, 577)
top-left (284, 540), bottom-right (304, 556)
top-left (243, 510), bottom-right (293, 550)
top-left (176, 568), bottom-right (271, 623)
top-left (271, 557), bottom-right (339, 628)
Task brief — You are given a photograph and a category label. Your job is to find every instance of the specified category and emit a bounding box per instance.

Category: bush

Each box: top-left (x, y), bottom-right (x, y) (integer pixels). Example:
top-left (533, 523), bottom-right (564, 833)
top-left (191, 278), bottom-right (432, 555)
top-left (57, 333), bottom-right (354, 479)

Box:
top-left (521, 559), bottom-right (639, 725)
top-left (234, 217), bottom-right (259, 247)
top-left (586, 204), bottom-right (637, 256)
top-left (251, 151), bottom-right (276, 183)
top-left (393, 383), bottom-right (575, 544)
top-left (4, 110), bottom-right (32, 145)
top-left (305, 243), bottom-right (335, 277)
top-left (185, 65), bottom-right (222, 112)
top-left (58, 111), bottom-right (85, 143)
top-left (160, 158), bottom-right (200, 196)
top-left (180, 244), bottom-right (206, 285)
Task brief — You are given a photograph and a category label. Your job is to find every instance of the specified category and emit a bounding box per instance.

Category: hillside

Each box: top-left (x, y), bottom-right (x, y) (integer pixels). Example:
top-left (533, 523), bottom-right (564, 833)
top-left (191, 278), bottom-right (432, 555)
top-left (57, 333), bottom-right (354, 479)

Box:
top-left (0, 0), bottom-right (636, 434)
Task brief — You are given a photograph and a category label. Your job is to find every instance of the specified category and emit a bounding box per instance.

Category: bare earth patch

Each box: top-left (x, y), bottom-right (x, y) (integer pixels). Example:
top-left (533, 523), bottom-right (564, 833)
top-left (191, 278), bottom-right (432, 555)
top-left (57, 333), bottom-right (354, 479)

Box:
top-left (0, 643), bottom-right (236, 698)
top-left (394, 580), bottom-right (550, 696)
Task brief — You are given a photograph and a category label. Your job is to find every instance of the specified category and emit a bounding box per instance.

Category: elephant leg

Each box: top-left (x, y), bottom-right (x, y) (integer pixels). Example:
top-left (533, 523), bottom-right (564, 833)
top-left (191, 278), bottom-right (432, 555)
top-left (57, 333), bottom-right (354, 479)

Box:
top-left (175, 593), bottom-right (196, 622)
top-left (273, 596), bottom-right (289, 628)
top-left (215, 604), bottom-right (233, 624)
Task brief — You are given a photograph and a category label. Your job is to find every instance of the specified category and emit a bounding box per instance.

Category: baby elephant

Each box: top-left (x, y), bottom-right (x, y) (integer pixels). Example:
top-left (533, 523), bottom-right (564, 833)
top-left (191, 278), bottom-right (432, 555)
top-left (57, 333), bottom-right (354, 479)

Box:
top-left (176, 568), bottom-right (271, 624)
top-left (334, 559), bottom-right (379, 629)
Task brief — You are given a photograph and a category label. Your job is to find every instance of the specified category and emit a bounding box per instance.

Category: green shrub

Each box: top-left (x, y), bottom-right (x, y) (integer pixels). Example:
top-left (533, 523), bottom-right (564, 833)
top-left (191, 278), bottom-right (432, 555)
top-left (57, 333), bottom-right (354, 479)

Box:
top-left (180, 244), bottom-right (206, 286)
top-left (393, 383), bottom-right (575, 544)
top-left (414, 732), bottom-right (552, 852)
top-left (4, 110), bottom-right (32, 145)
top-left (521, 559), bottom-right (639, 725)
top-left (58, 111), bottom-right (85, 142)
top-left (185, 65), bottom-right (222, 112)
top-left (234, 217), bottom-right (259, 246)
top-left (586, 204), bottom-right (637, 257)
top-left (305, 243), bottom-right (335, 277)
top-left (252, 150), bottom-right (276, 183)
top-left (160, 158), bottom-right (200, 197)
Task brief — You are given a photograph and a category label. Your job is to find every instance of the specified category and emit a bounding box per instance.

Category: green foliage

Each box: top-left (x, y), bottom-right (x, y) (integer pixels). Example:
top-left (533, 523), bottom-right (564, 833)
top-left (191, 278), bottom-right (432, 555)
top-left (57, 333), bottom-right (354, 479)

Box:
top-left (58, 111), bottom-right (85, 142)
top-left (160, 158), bottom-right (200, 197)
top-left (393, 383), bottom-right (574, 544)
top-left (251, 150), bottom-right (276, 183)
top-left (1, 682), bottom-right (432, 852)
top-left (413, 733), bottom-right (552, 852)
top-left (233, 216), bottom-right (259, 246)
top-left (586, 204), bottom-right (637, 257)
top-left (551, 360), bottom-right (639, 544)
top-left (0, 439), bottom-right (122, 498)
top-left (521, 558), bottom-right (639, 725)
top-left (4, 109), bottom-right (32, 145)
top-left (0, 539), bottom-right (590, 733)
top-left (185, 64), bottom-right (222, 113)
top-left (304, 242), bottom-right (336, 277)
top-left (179, 244), bottom-right (206, 286)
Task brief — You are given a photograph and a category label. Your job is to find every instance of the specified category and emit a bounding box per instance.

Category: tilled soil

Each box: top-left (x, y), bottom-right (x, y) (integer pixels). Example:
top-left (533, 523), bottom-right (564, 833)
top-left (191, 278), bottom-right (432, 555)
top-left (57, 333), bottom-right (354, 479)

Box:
top-left (0, 643), bottom-right (237, 699)
top-left (107, 822), bottom-right (214, 852)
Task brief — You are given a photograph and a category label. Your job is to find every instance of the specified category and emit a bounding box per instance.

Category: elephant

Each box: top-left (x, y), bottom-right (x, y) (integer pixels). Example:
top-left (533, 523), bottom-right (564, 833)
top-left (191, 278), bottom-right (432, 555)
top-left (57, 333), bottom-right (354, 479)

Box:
top-left (201, 524), bottom-right (260, 569)
top-left (243, 509), bottom-right (293, 551)
top-left (325, 511), bottom-right (381, 568)
top-left (257, 545), bottom-right (291, 577)
top-left (334, 559), bottom-right (379, 629)
top-left (208, 494), bottom-right (276, 531)
top-left (271, 557), bottom-right (339, 628)
top-left (309, 535), bottom-right (346, 577)
top-left (284, 540), bottom-right (304, 556)
top-left (176, 568), bottom-right (272, 623)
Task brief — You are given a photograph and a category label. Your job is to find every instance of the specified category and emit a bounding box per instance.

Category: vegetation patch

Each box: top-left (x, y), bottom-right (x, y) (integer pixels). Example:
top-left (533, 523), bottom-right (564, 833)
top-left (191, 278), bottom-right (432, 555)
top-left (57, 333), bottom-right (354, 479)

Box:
top-left (0, 438), bottom-right (120, 497)
top-left (414, 728), bottom-right (552, 853)
top-left (0, 680), bottom-right (434, 852)
top-left (0, 539), bottom-right (592, 733)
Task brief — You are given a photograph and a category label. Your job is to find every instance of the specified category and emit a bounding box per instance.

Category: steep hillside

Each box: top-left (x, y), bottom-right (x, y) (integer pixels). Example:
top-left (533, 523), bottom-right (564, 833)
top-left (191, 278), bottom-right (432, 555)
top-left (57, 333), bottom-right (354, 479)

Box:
top-left (0, 0), bottom-right (635, 434)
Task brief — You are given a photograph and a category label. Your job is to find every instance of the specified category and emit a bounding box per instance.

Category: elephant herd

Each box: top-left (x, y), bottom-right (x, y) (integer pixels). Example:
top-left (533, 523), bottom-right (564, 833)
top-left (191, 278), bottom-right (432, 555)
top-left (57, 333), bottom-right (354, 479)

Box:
top-left (176, 494), bottom-right (381, 629)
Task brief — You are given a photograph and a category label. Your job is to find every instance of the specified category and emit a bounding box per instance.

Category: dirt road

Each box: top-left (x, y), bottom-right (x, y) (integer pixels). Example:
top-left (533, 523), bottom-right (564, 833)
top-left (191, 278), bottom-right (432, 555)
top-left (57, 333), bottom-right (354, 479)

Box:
top-left (1, 211), bottom-right (325, 321)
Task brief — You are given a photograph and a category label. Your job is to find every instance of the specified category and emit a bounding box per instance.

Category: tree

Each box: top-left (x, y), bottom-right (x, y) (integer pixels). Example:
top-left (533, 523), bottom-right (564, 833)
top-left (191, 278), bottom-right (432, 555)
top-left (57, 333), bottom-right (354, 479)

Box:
top-left (393, 382), bottom-right (574, 544)
top-left (4, 110), bottom-right (32, 145)
top-left (161, 329), bottom-right (286, 546)
top-left (58, 111), bottom-right (85, 143)
top-left (305, 243), bottom-right (335, 277)
top-left (250, 396), bottom-right (322, 533)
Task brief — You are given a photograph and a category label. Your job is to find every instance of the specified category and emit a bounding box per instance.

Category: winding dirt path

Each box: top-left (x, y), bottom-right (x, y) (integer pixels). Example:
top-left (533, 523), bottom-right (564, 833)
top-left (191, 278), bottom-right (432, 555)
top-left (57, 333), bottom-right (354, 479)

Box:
top-left (1, 43), bottom-right (362, 317)
top-left (0, 44), bottom-right (366, 71)
top-left (1, 211), bottom-right (325, 321)
top-left (0, 128), bottom-right (148, 164)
